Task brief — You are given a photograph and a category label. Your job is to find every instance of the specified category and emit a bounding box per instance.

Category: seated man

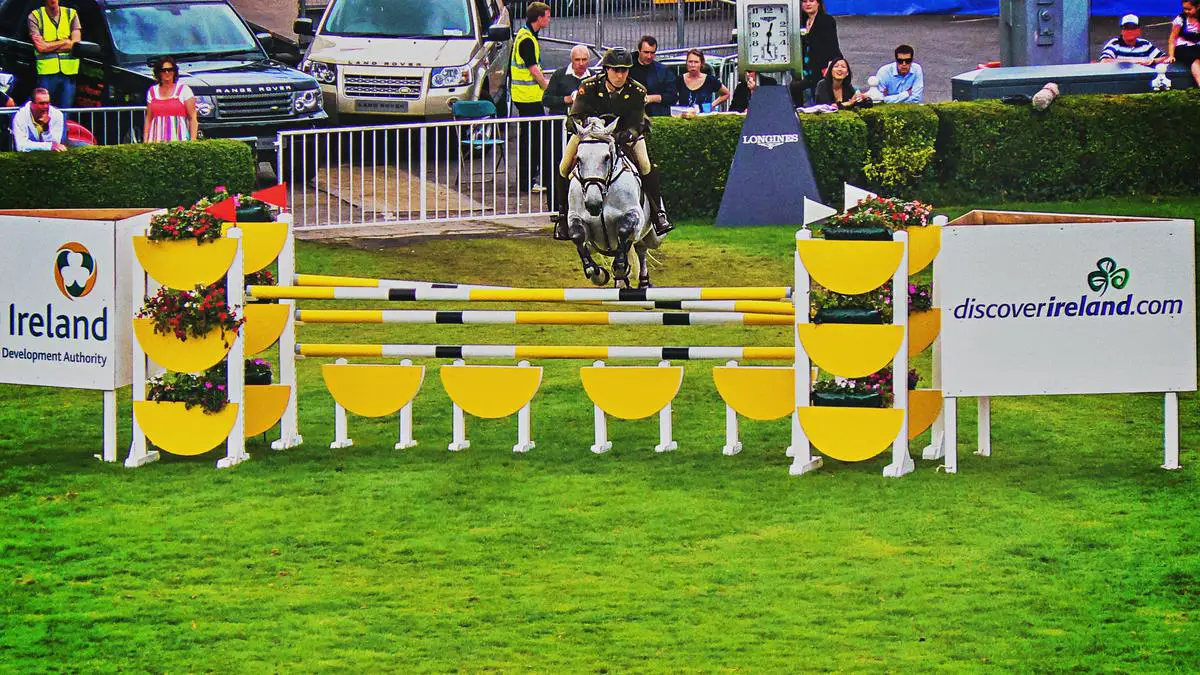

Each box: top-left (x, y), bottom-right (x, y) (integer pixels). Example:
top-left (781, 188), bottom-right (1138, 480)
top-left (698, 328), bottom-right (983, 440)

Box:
top-left (1100, 14), bottom-right (1166, 65)
top-left (553, 47), bottom-right (672, 239)
top-left (12, 87), bottom-right (67, 151)
top-left (875, 45), bottom-right (924, 104)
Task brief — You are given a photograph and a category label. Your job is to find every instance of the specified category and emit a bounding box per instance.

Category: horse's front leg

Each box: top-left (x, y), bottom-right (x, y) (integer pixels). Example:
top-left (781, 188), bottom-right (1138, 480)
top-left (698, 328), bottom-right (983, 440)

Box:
top-left (611, 210), bottom-right (639, 284)
top-left (635, 242), bottom-right (651, 289)
top-left (570, 216), bottom-right (609, 286)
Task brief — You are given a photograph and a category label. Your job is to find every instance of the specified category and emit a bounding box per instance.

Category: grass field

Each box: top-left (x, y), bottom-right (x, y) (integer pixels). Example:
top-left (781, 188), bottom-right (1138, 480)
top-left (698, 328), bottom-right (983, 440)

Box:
top-left (1, 197), bottom-right (1198, 671)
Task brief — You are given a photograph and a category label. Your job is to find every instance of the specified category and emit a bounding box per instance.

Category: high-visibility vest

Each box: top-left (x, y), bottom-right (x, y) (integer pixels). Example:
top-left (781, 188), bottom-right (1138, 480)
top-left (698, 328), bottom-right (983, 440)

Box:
top-left (510, 25), bottom-right (542, 104)
top-left (33, 6), bottom-right (79, 76)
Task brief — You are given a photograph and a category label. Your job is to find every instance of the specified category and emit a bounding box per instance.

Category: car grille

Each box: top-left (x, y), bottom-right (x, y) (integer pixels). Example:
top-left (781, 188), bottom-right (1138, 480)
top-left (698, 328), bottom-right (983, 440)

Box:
top-left (344, 74), bottom-right (424, 100)
top-left (216, 91), bottom-right (294, 120)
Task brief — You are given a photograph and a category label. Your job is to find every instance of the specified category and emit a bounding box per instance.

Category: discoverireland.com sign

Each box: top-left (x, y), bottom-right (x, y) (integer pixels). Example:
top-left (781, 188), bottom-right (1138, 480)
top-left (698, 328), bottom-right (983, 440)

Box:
top-left (939, 218), bottom-right (1196, 397)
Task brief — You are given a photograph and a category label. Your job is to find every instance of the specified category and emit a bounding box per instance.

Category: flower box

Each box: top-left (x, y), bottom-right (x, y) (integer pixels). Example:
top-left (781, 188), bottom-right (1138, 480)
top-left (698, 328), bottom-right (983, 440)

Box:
top-left (133, 400), bottom-right (238, 456)
top-left (245, 384), bottom-right (290, 437)
top-left (811, 391), bottom-right (884, 408)
top-left (822, 226), bottom-right (892, 241)
top-left (132, 236), bottom-right (239, 290)
top-left (133, 318), bottom-right (234, 373)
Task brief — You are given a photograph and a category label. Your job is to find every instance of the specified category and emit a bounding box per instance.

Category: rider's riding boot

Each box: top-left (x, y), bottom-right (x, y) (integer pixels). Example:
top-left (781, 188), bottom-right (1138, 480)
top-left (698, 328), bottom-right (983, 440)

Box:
top-left (641, 167), bottom-right (674, 236)
top-left (551, 172), bottom-right (571, 241)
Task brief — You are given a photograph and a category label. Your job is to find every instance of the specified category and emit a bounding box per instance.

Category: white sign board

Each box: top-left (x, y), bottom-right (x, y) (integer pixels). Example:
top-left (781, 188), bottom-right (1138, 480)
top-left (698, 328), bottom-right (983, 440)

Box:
top-left (0, 210), bottom-right (148, 391)
top-left (939, 219), bottom-right (1196, 397)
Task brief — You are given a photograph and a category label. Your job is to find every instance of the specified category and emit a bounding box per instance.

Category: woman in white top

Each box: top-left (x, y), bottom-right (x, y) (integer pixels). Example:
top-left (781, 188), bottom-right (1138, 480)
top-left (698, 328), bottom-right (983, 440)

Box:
top-left (1168, 0), bottom-right (1200, 87)
top-left (142, 56), bottom-right (198, 142)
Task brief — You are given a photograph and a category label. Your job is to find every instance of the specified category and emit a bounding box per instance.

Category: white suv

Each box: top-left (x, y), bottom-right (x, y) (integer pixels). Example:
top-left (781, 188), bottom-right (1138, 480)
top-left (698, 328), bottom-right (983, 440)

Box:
top-left (295, 0), bottom-right (512, 122)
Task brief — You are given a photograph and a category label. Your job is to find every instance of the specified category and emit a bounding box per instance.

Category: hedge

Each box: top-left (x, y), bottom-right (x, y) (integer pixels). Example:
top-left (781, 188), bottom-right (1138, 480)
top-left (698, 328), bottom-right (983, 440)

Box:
top-left (649, 89), bottom-right (1200, 216)
top-left (0, 140), bottom-right (256, 210)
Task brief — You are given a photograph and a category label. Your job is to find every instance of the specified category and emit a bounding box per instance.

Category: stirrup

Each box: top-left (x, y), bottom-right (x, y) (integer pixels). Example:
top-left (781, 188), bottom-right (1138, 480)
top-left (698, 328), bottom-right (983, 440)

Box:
top-left (653, 212), bottom-right (674, 236)
top-left (552, 213), bottom-right (570, 240)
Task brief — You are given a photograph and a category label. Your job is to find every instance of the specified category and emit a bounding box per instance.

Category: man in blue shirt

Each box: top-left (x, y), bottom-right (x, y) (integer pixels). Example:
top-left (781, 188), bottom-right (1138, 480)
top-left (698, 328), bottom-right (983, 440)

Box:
top-left (875, 45), bottom-right (924, 104)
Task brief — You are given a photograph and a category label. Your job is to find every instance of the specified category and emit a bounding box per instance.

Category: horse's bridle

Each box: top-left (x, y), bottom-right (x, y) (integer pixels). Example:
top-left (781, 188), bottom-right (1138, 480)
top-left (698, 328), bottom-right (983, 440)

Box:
top-left (572, 136), bottom-right (632, 203)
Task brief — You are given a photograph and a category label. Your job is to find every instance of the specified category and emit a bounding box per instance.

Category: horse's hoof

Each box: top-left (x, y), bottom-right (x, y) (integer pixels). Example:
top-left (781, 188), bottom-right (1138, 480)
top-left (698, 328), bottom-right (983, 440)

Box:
top-left (638, 279), bottom-right (652, 289)
top-left (612, 262), bottom-right (629, 280)
top-left (588, 267), bottom-right (610, 286)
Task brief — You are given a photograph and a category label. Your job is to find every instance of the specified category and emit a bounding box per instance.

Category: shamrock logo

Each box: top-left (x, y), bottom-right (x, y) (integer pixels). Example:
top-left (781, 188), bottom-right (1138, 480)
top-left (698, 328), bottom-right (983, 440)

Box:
top-left (1086, 257), bottom-right (1129, 296)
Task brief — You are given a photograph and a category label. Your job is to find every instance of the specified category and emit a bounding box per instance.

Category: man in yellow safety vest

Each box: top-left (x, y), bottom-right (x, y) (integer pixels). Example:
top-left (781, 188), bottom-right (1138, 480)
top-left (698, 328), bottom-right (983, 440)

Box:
top-left (510, 1), bottom-right (550, 192)
top-left (27, 0), bottom-right (82, 108)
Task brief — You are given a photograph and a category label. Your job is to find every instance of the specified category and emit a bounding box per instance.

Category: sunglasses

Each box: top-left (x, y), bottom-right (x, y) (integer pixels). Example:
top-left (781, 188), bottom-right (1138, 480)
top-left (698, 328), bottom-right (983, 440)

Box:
top-left (159, 67), bottom-right (177, 73)
top-left (896, 57), bottom-right (914, 64)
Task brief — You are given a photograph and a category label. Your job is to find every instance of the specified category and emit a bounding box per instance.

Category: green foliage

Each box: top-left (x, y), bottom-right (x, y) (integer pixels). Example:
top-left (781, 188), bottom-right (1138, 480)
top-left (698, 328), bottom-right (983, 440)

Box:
top-left (147, 205), bottom-right (224, 242)
top-left (651, 92), bottom-right (1200, 216)
top-left (0, 140), bottom-right (255, 209)
top-left (798, 112), bottom-right (868, 205)
top-left (858, 105), bottom-right (939, 194)
top-left (146, 370), bottom-right (229, 413)
top-left (648, 115), bottom-right (743, 218)
top-left (137, 284), bottom-right (243, 343)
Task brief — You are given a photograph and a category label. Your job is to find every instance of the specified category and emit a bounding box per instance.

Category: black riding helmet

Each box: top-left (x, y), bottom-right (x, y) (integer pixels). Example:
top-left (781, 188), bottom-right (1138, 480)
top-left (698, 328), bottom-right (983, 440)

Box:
top-left (601, 47), bottom-right (634, 70)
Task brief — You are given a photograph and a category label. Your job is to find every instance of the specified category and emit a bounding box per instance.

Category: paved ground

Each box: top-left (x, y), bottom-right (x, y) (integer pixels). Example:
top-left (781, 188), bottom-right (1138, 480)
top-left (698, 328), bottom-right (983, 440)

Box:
top-left (231, 1), bottom-right (1177, 240)
top-left (232, 0), bottom-right (1177, 104)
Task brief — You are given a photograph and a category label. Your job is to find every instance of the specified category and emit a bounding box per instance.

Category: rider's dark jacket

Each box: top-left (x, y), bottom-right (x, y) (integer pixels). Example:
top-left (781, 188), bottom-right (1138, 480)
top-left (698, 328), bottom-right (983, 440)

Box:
top-left (569, 74), bottom-right (650, 138)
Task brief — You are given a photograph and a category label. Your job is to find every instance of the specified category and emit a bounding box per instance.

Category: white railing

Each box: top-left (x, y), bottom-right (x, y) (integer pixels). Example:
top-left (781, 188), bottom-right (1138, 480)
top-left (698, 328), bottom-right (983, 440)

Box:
top-left (0, 105), bottom-right (145, 150)
top-left (278, 115), bottom-right (567, 232)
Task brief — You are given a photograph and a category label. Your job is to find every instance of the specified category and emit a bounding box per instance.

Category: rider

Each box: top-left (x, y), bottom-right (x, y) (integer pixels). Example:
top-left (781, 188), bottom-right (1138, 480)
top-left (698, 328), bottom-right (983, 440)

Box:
top-left (552, 47), bottom-right (673, 240)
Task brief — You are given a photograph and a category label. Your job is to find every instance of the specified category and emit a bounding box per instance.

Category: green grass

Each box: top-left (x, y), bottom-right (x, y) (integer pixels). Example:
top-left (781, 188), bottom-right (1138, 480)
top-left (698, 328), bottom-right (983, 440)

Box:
top-left (1, 198), bottom-right (1198, 671)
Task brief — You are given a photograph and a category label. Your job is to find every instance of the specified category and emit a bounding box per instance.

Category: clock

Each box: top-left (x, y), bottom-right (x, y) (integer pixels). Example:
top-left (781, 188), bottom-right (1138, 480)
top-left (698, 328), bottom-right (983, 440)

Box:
top-left (737, 0), bottom-right (801, 72)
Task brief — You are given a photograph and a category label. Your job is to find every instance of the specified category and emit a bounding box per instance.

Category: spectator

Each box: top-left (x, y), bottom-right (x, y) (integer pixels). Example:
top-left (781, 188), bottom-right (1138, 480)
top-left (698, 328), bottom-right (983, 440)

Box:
top-left (543, 44), bottom-right (592, 223)
top-left (143, 57), bottom-right (198, 143)
top-left (814, 58), bottom-right (872, 110)
top-left (675, 49), bottom-right (730, 111)
top-left (0, 72), bottom-right (15, 107)
top-left (790, 0), bottom-right (841, 106)
top-left (543, 44), bottom-right (592, 115)
top-left (730, 70), bottom-right (778, 113)
top-left (875, 45), bottom-right (924, 104)
top-left (629, 35), bottom-right (676, 116)
top-left (12, 87), bottom-right (66, 151)
top-left (27, 0), bottom-right (81, 108)
top-left (1100, 15), bottom-right (1165, 65)
top-left (511, 1), bottom-right (551, 191)
top-left (1168, 0), bottom-right (1200, 87)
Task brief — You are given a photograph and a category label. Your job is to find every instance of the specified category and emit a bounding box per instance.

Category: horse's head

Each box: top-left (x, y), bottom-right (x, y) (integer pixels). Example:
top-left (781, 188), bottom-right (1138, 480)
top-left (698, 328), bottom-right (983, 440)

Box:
top-left (574, 117), bottom-right (619, 217)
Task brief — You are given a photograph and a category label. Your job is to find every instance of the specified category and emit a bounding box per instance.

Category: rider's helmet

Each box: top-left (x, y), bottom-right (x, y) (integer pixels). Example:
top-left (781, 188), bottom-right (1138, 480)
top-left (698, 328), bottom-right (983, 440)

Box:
top-left (601, 47), bottom-right (634, 70)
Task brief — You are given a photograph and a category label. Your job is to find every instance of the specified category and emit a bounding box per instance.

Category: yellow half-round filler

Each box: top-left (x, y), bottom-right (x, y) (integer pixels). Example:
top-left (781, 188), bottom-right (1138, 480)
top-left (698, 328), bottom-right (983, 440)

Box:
top-left (796, 324), bottom-right (904, 379)
top-left (244, 385), bottom-right (291, 437)
top-left (797, 240), bottom-right (904, 295)
top-left (133, 318), bottom-right (235, 373)
top-left (797, 406), bottom-right (904, 462)
top-left (440, 365), bottom-right (543, 418)
top-left (134, 401), bottom-right (239, 456)
top-left (907, 389), bottom-right (943, 440)
top-left (222, 221), bottom-right (287, 274)
top-left (712, 366), bottom-right (794, 420)
top-left (243, 304), bottom-right (290, 356)
top-left (908, 308), bottom-right (941, 357)
top-left (907, 225), bottom-right (941, 275)
top-left (132, 236), bottom-right (239, 290)
top-left (580, 366), bottom-right (683, 420)
top-left (322, 364), bottom-right (424, 417)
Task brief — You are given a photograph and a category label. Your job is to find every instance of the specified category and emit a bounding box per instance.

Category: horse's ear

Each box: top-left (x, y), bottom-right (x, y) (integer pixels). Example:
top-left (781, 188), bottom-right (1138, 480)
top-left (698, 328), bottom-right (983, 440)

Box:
top-left (603, 118), bottom-right (619, 137)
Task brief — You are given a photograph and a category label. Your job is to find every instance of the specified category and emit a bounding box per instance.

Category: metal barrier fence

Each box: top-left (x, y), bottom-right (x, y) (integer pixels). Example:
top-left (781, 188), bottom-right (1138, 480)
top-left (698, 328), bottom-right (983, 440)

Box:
top-left (533, 0), bottom-right (735, 51)
top-left (278, 115), bottom-right (568, 232)
top-left (0, 105), bottom-right (145, 151)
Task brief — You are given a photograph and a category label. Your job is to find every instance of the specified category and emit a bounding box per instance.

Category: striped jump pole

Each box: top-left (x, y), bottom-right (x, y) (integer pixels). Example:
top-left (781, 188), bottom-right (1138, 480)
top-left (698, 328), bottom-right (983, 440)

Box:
top-left (295, 309), bottom-right (793, 326)
top-left (296, 344), bottom-right (795, 360)
top-left (250, 286), bottom-right (793, 303)
top-left (290, 275), bottom-right (795, 315)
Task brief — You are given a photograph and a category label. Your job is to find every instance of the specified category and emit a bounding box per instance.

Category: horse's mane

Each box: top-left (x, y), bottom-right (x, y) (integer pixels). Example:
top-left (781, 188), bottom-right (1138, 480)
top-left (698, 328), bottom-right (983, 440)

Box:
top-left (577, 117), bottom-right (616, 143)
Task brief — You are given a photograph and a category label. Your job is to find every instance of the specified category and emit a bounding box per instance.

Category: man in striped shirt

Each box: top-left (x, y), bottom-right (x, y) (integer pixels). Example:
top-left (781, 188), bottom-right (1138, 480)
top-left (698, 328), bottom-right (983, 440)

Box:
top-left (1099, 14), bottom-right (1166, 66)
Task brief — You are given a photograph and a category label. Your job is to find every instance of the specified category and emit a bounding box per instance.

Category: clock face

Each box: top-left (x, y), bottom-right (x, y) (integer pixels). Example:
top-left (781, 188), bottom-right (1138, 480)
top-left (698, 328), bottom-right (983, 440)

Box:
top-left (747, 4), bottom-right (791, 66)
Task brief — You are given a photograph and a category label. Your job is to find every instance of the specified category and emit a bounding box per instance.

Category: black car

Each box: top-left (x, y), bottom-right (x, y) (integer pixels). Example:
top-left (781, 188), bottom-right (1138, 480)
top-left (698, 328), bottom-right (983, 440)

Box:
top-left (0, 0), bottom-right (325, 171)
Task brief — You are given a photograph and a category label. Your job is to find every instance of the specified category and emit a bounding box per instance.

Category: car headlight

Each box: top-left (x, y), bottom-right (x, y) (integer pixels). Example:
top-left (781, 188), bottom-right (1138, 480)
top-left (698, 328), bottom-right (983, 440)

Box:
top-left (194, 95), bottom-right (216, 118)
top-left (292, 88), bottom-right (322, 113)
top-left (301, 59), bottom-right (337, 85)
top-left (430, 65), bottom-right (470, 88)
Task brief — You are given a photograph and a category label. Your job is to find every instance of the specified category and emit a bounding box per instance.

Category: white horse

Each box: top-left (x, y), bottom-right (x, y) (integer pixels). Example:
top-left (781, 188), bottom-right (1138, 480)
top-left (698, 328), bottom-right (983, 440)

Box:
top-left (565, 117), bottom-right (663, 288)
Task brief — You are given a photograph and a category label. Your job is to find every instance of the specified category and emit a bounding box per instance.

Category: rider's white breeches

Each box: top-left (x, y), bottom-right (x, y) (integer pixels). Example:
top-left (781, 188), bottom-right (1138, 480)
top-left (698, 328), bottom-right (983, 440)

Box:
top-left (559, 136), bottom-right (652, 177)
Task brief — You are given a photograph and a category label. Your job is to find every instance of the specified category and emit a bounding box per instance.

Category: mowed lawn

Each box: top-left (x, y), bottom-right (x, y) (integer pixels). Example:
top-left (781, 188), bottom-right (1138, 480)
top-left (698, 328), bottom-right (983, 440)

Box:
top-left (1, 197), bottom-right (1197, 671)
